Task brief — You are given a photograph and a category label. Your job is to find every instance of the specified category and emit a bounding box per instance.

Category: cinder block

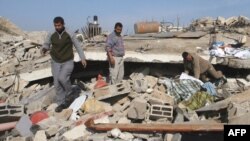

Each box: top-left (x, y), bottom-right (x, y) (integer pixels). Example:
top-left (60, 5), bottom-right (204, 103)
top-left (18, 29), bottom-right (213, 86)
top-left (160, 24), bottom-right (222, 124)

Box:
top-left (0, 104), bottom-right (24, 117)
top-left (0, 104), bottom-right (24, 123)
top-left (94, 81), bottom-right (131, 100)
top-left (149, 104), bottom-right (173, 121)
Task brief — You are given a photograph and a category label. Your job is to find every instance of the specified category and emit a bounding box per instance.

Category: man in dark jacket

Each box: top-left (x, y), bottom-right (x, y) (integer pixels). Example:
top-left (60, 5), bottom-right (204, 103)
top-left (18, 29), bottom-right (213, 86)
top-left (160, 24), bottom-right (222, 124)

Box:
top-left (41, 17), bottom-right (87, 112)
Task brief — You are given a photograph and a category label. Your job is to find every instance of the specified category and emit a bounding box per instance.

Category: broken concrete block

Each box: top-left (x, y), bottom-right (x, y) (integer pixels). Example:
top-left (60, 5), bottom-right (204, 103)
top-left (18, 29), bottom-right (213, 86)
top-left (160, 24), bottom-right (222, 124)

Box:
top-left (45, 125), bottom-right (59, 137)
top-left (15, 115), bottom-right (33, 137)
top-left (148, 136), bottom-right (163, 141)
top-left (216, 16), bottom-right (226, 25)
top-left (82, 98), bottom-right (111, 114)
top-left (147, 96), bottom-right (168, 105)
top-left (164, 133), bottom-right (173, 141)
top-left (21, 83), bottom-right (38, 97)
top-left (6, 93), bottom-right (22, 104)
top-left (127, 98), bottom-right (147, 120)
top-left (116, 96), bottom-right (130, 105)
top-left (0, 89), bottom-right (8, 103)
top-left (34, 130), bottom-right (47, 141)
top-left (229, 113), bottom-right (250, 124)
top-left (146, 88), bottom-right (154, 94)
top-left (87, 133), bottom-right (108, 141)
top-left (151, 90), bottom-right (174, 105)
top-left (0, 76), bottom-right (14, 91)
top-left (236, 78), bottom-right (250, 90)
top-left (130, 73), bottom-right (145, 80)
top-left (225, 16), bottom-right (238, 26)
top-left (14, 78), bottom-right (28, 93)
top-left (94, 81), bottom-right (131, 100)
top-left (119, 132), bottom-right (134, 140)
top-left (234, 101), bottom-right (250, 117)
top-left (94, 115), bottom-right (110, 124)
top-left (164, 133), bottom-right (182, 141)
top-left (109, 128), bottom-right (122, 138)
top-left (109, 112), bottom-right (123, 123)
top-left (173, 112), bottom-right (184, 123)
top-left (133, 79), bottom-right (148, 93)
top-left (19, 68), bottom-right (52, 82)
top-left (46, 103), bottom-right (58, 116)
top-left (144, 75), bottom-right (158, 88)
top-left (112, 104), bottom-right (122, 112)
top-left (26, 101), bottom-right (43, 115)
top-left (37, 117), bottom-right (58, 130)
top-left (118, 117), bottom-right (131, 124)
top-left (246, 75), bottom-right (250, 82)
top-left (93, 86), bottom-right (109, 98)
top-left (62, 125), bottom-right (88, 140)
top-left (54, 108), bottom-right (73, 121)
top-left (120, 101), bottom-right (131, 112)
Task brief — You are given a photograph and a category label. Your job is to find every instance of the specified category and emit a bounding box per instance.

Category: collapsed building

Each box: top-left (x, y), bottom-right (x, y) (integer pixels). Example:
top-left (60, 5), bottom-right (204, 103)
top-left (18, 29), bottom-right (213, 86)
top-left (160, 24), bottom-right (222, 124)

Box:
top-left (0, 15), bottom-right (250, 141)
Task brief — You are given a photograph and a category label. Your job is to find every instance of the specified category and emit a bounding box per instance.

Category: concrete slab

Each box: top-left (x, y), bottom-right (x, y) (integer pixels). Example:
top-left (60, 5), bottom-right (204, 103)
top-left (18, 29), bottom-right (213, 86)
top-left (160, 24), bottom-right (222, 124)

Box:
top-left (229, 113), bottom-right (250, 124)
top-left (62, 125), bottom-right (88, 140)
top-left (19, 68), bottom-right (52, 82)
top-left (152, 32), bottom-right (176, 38)
top-left (177, 31), bottom-right (207, 38)
top-left (228, 58), bottom-right (250, 69)
top-left (0, 76), bottom-right (14, 90)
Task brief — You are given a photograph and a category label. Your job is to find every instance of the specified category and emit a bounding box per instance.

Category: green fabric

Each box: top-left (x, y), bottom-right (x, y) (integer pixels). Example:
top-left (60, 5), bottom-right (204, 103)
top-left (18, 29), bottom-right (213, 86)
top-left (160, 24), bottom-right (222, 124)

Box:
top-left (50, 32), bottom-right (74, 63)
top-left (182, 91), bottom-right (214, 110)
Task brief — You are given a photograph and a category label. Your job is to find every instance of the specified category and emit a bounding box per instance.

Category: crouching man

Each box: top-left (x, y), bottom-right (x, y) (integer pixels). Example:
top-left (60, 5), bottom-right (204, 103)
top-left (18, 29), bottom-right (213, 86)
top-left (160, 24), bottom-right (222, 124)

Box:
top-left (182, 51), bottom-right (226, 86)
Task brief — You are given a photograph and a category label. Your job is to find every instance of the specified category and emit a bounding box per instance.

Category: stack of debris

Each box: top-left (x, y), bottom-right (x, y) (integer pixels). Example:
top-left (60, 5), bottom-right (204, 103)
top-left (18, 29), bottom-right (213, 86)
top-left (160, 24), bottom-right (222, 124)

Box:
top-left (1, 61), bottom-right (250, 140)
top-left (190, 16), bottom-right (250, 35)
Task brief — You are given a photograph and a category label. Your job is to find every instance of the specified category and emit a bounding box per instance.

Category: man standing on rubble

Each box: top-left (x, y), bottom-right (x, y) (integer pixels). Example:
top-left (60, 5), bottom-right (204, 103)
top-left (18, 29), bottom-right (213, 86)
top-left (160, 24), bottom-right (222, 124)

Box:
top-left (41, 16), bottom-right (87, 112)
top-left (106, 22), bottom-right (125, 84)
top-left (182, 52), bottom-right (227, 86)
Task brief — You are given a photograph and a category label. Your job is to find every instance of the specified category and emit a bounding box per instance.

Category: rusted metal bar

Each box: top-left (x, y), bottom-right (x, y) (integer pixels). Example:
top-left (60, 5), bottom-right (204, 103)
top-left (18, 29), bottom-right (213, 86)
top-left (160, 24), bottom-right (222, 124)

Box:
top-left (85, 119), bottom-right (224, 133)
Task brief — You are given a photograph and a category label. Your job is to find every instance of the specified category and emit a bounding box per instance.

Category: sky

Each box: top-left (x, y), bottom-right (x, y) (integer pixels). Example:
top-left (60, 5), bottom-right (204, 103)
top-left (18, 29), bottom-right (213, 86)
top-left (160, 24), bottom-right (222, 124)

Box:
top-left (1, 0), bottom-right (250, 34)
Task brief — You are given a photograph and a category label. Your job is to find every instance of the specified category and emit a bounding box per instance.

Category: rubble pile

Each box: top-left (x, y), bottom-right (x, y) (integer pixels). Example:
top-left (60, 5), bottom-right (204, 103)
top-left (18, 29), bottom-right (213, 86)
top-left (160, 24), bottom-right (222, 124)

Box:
top-left (1, 16), bottom-right (250, 141)
top-left (1, 55), bottom-right (250, 141)
top-left (0, 17), bottom-right (25, 36)
top-left (190, 16), bottom-right (250, 35)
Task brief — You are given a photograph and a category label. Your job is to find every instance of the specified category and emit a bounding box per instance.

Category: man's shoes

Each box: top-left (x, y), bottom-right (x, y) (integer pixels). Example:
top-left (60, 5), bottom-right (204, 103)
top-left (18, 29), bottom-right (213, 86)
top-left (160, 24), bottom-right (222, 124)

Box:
top-left (55, 103), bottom-right (68, 113)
